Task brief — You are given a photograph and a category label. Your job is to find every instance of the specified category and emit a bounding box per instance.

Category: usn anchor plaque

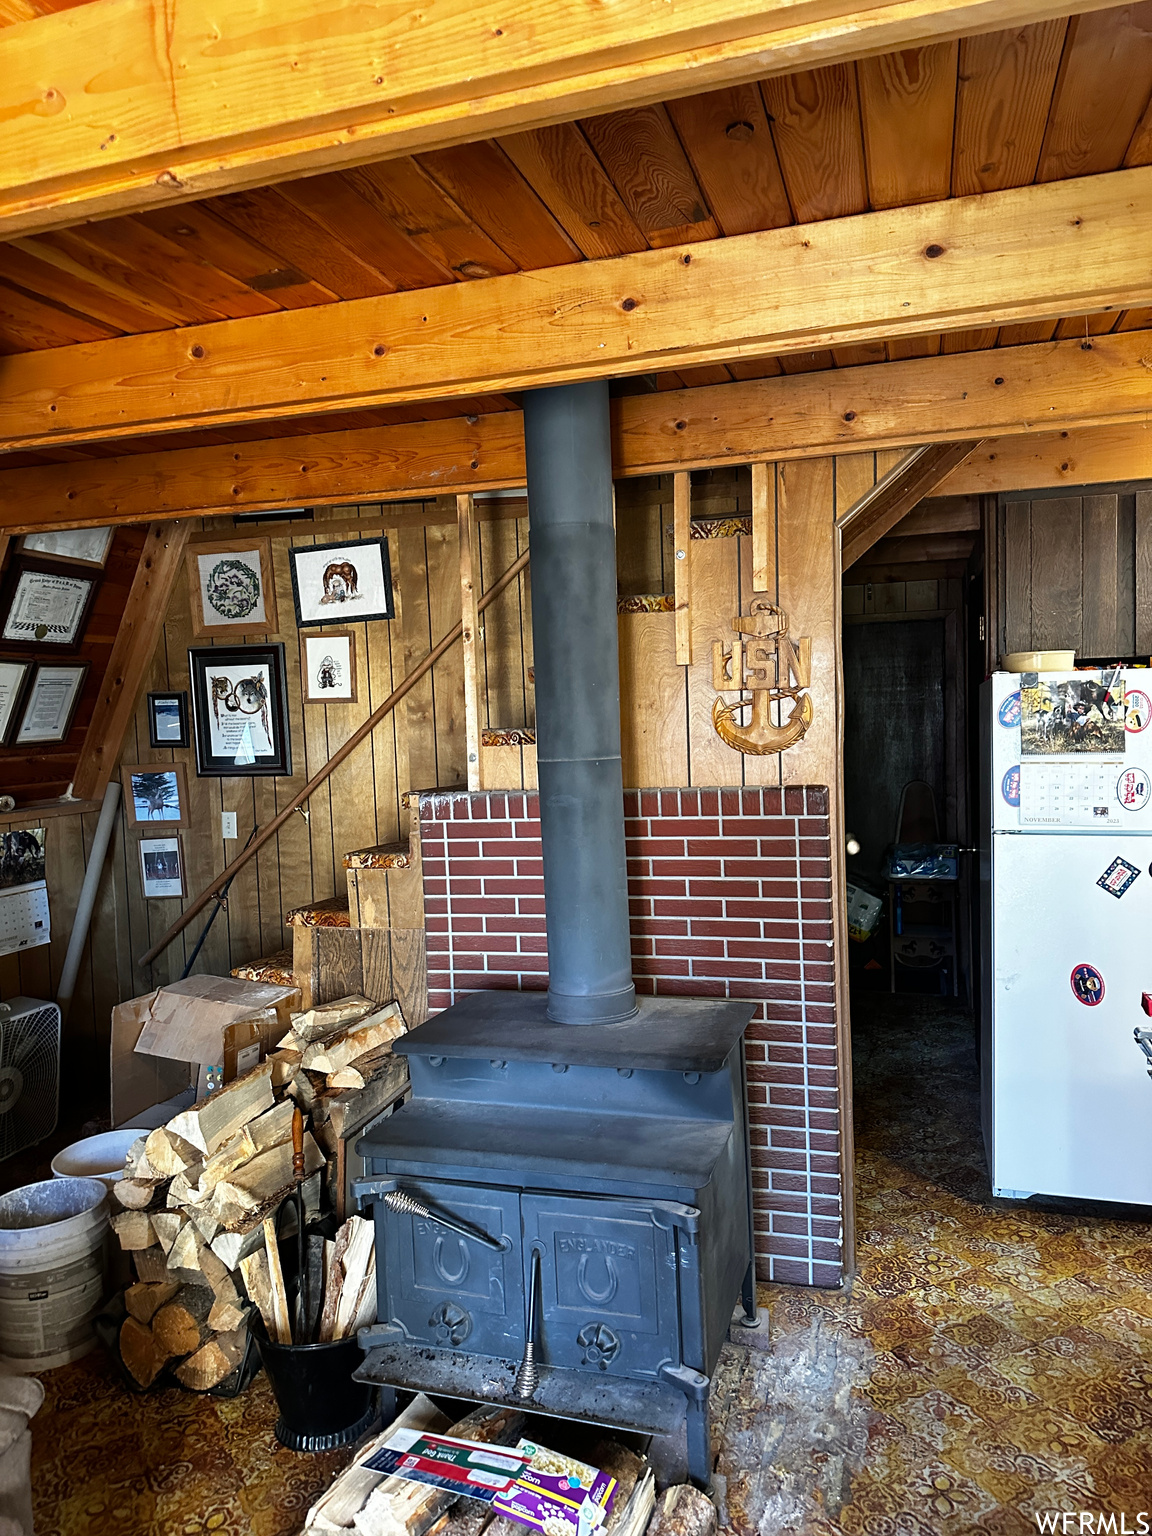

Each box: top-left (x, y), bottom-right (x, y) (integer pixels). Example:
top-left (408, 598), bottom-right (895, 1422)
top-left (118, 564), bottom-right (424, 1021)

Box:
top-left (710, 598), bottom-right (813, 755)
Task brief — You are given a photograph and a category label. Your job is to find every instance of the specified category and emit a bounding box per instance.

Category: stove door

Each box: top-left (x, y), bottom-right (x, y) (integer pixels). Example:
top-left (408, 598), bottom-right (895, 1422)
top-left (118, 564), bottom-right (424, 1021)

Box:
top-left (378, 1178), bottom-right (524, 1356)
top-left (523, 1194), bottom-right (684, 1381)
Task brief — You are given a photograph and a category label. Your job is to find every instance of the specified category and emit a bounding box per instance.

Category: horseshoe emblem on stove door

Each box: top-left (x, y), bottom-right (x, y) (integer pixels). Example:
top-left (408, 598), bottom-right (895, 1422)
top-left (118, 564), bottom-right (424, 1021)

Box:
top-left (432, 1235), bottom-right (471, 1286)
top-left (577, 1253), bottom-right (619, 1305)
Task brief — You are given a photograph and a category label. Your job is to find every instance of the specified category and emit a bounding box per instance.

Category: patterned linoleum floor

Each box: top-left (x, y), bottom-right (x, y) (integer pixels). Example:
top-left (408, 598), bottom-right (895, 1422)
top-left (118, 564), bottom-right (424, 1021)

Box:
top-left (29, 996), bottom-right (1152, 1534)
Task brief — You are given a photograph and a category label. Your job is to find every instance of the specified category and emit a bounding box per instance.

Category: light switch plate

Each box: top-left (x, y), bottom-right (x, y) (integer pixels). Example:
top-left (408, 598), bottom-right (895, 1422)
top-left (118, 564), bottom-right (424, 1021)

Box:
top-left (221, 811), bottom-right (237, 841)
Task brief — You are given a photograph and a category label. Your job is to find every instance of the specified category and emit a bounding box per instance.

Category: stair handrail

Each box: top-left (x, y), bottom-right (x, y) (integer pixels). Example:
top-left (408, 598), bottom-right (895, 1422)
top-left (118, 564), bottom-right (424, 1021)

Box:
top-left (138, 547), bottom-right (531, 968)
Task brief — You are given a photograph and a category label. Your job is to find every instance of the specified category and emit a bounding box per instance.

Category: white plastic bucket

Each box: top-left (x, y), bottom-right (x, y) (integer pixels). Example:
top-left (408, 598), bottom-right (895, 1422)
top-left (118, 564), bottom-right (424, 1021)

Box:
top-left (0, 1178), bottom-right (109, 1371)
top-left (51, 1129), bottom-right (139, 1191)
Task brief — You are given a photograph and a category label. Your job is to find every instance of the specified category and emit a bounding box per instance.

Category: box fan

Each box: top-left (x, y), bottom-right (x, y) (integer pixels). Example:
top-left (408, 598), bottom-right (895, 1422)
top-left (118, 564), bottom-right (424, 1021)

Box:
top-left (0, 998), bottom-right (60, 1162)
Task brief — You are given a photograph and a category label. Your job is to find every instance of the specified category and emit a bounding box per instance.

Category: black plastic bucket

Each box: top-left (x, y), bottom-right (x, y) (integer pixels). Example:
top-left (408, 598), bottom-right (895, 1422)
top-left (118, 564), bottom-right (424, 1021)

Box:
top-left (250, 1314), bottom-right (376, 1451)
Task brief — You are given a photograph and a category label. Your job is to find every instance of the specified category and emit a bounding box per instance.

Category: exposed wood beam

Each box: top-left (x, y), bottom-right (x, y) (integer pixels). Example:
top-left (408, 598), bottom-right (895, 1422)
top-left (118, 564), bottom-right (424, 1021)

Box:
top-left (942, 422), bottom-right (1152, 495)
top-left (0, 0), bottom-right (1119, 239)
top-left (458, 492), bottom-right (483, 791)
top-left (4, 327), bottom-right (1152, 533)
top-left (839, 440), bottom-right (983, 567)
top-left (3, 168), bottom-right (1152, 450)
top-left (72, 520), bottom-right (190, 799)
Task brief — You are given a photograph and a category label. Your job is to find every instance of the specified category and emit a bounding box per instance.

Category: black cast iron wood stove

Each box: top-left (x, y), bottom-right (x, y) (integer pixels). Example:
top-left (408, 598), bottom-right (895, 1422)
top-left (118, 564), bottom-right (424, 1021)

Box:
top-left (354, 381), bottom-right (758, 1487)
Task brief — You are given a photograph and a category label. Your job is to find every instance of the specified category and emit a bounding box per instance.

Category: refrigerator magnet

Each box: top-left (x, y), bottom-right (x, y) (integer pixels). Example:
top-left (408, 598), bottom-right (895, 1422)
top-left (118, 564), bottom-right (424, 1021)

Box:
top-left (1117, 767), bottom-right (1150, 811)
top-left (998, 691), bottom-right (1021, 728)
top-left (1070, 963), bottom-right (1105, 1006)
top-left (1096, 858), bottom-right (1140, 898)
top-left (1125, 689), bottom-right (1151, 732)
top-left (1001, 766), bottom-right (1021, 807)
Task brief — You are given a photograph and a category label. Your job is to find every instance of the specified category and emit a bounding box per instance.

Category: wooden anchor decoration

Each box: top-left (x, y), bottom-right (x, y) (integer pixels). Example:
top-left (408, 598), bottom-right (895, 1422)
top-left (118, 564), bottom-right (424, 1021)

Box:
top-left (711, 598), bottom-right (813, 755)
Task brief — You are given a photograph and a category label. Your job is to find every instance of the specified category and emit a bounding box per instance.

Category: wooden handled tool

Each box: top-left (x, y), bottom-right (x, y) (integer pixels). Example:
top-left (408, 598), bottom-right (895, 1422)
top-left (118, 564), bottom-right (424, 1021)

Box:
top-left (292, 1105), bottom-right (306, 1341)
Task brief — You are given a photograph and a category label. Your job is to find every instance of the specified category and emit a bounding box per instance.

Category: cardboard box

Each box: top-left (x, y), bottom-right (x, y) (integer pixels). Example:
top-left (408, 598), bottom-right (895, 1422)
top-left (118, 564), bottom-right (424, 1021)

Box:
top-left (111, 974), bottom-right (300, 1128)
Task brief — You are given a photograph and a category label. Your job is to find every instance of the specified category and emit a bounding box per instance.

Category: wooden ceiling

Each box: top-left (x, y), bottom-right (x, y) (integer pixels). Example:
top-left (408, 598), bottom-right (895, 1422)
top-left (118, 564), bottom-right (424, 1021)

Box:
top-left (2, 1), bottom-right (1152, 470)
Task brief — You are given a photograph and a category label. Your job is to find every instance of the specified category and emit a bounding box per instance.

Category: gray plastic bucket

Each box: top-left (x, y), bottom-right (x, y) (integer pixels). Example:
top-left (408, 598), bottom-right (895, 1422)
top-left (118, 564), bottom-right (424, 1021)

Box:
top-left (0, 1178), bottom-right (109, 1372)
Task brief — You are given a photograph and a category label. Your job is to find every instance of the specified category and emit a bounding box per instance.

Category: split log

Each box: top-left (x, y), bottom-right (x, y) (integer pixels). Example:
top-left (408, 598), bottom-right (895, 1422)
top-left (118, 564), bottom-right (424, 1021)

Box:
top-left (119, 1315), bottom-right (166, 1388)
top-left (646, 1485), bottom-right (717, 1536)
top-left (591, 1443), bottom-right (645, 1535)
top-left (239, 1245), bottom-right (291, 1343)
top-left (133, 1247), bottom-right (172, 1284)
top-left (167, 1221), bottom-right (203, 1277)
top-left (125, 1280), bottom-right (181, 1326)
top-left (354, 1406), bottom-right (524, 1536)
top-left (301, 1005), bottom-right (405, 1075)
top-left (332, 1217), bottom-right (376, 1340)
top-left (318, 1226), bottom-right (350, 1344)
top-left (208, 1294), bottom-right (247, 1333)
top-left (326, 1045), bottom-right (394, 1091)
top-left (211, 1132), bottom-right (323, 1212)
top-left (124, 1135), bottom-right (164, 1182)
top-left (189, 1205), bottom-right (220, 1244)
top-left (144, 1125), bottom-right (202, 1177)
top-left (303, 1394), bottom-right (449, 1531)
top-left (608, 1472), bottom-right (656, 1536)
top-left (168, 1164), bottom-right (207, 1208)
top-left (174, 1326), bottom-right (247, 1391)
top-left (151, 1211), bottom-right (187, 1255)
top-left (269, 1048), bottom-right (302, 1089)
top-left (167, 1059), bottom-right (276, 1156)
top-left (201, 1099), bottom-right (296, 1193)
top-left (111, 1210), bottom-right (155, 1250)
top-left (263, 1217), bottom-right (292, 1344)
top-left (114, 1177), bottom-right (169, 1211)
top-left (211, 1228), bottom-right (261, 1271)
top-left (152, 1286), bottom-right (214, 1359)
top-left (287, 1070), bottom-right (322, 1111)
top-left (290, 994), bottom-right (375, 1043)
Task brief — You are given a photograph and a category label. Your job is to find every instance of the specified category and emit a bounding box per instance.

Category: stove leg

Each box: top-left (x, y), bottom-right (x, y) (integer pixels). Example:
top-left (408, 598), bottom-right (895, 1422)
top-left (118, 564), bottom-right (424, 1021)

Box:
top-left (685, 1393), bottom-right (712, 1492)
top-left (737, 1261), bottom-right (760, 1327)
top-left (378, 1385), bottom-right (397, 1427)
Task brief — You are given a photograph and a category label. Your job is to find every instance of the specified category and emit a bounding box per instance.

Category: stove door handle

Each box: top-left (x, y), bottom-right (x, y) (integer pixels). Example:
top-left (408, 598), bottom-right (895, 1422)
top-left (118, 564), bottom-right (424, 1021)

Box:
top-left (357, 1179), bottom-right (508, 1252)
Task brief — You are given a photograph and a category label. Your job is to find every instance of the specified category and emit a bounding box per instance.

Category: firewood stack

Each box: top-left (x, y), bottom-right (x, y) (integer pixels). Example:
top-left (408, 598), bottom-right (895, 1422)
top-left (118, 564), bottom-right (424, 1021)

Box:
top-left (108, 993), bottom-right (406, 1389)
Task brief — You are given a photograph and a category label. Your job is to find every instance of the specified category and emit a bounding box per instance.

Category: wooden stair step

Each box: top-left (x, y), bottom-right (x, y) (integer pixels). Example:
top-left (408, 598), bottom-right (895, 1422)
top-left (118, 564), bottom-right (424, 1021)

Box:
top-left (230, 949), bottom-right (295, 986)
top-left (343, 842), bottom-right (413, 871)
top-left (286, 894), bottom-right (351, 929)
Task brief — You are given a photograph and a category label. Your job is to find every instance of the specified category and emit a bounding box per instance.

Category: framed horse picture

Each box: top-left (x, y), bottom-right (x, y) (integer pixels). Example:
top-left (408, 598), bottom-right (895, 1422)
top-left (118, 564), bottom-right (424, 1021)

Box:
top-left (289, 538), bottom-right (393, 628)
top-left (188, 643), bottom-right (292, 777)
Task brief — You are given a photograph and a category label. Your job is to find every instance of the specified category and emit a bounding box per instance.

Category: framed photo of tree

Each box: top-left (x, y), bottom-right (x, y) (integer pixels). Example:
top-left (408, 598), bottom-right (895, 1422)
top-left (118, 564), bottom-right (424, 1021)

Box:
top-left (122, 763), bottom-right (190, 829)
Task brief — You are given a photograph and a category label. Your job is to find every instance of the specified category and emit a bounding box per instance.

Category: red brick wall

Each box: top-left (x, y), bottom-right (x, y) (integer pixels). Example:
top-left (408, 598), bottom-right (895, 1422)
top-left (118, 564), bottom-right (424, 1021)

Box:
top-left (419, 785), bottom-right (842, 1287)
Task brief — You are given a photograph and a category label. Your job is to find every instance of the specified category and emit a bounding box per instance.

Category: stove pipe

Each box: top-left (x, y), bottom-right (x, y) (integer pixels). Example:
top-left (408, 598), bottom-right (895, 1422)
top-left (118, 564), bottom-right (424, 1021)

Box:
top-left (522, 380), bottom-right (638, 1026)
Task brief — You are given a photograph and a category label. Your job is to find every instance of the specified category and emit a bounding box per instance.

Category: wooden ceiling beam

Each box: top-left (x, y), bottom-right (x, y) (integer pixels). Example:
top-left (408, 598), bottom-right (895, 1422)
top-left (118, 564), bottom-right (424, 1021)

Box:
top-left (4, 325), bottom-right (1152, 531)
top-left (3, 166), bottom-right (1152, 450)
top-left (0, 0), bottom-right (1125, 238)
top-left (839, 440), bottom-right (984, 567)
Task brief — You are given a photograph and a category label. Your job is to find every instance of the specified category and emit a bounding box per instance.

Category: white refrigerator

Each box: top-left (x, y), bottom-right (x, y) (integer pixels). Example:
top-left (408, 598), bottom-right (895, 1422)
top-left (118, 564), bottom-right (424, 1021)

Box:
top-left (981, 669), bottom-right (1152, 1205)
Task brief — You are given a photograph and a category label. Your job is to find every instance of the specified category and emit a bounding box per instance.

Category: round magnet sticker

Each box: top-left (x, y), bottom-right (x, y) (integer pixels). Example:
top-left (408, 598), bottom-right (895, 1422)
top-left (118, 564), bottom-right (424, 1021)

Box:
top-left (1117, 766), bottom-right (1151, 811)
top-left (1070, 963), bottom-right (1105, 1006)
top-left (1001, 765), bottom-right (1021, 807)
top-left (1127, 689), bottom-right (1152, 732)
top-left (998, 692), bottom-right (1022, 728)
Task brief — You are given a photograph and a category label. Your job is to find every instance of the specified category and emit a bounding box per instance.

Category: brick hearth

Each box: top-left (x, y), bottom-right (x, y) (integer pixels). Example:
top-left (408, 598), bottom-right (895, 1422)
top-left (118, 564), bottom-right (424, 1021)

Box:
top-left (417, 785), bottom-right (842, 1287)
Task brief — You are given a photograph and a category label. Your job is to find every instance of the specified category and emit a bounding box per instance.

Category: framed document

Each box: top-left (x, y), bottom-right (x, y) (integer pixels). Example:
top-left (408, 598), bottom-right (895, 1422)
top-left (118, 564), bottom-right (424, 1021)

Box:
top-left (189, 643), bottom-right (292, 777)
top-left (187, 538), bottom-right (278, 638)
top-left (0, 560), bottom-right (99, 651)
top-left (20, 527), bottom-right (114, 570)
top-left (139, 836), bottom-right (185, 899)
top-left (300, 630), bottom-right (357, 703)
top-left (290, 538), bottom-right (393, 628)
top-left (14, 663), bottom-right (89, 744)
top-left (122, 763), bottom-right (189, 829)
top-left (147, 691), bottom-right (190, 749)
top-left (0, 661), bottom-right (33, 745)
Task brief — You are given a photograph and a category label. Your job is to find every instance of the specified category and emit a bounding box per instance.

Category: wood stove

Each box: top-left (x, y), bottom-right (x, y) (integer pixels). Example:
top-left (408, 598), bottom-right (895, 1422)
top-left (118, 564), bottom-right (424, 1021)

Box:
top-left (353, 380), bottom-right (758, 1487)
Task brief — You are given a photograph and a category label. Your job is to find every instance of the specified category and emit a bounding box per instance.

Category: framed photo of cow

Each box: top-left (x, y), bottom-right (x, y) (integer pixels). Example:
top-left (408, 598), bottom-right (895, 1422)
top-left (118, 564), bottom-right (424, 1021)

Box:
top-left (188, 643), bottom-right (292, 777)
top-left (289, 538), bottom-right (393, 628)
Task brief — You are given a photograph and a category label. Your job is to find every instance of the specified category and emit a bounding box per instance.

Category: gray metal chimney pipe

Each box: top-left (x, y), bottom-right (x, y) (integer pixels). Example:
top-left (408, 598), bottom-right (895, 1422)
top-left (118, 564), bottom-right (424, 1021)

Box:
top-left (522, 380), bottom-right (638, 1026)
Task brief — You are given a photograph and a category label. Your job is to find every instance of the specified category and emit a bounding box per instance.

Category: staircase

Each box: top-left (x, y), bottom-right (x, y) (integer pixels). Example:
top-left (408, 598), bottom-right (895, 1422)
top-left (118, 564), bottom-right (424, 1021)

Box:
top-left (231, 800), bottom-right (428, 1028)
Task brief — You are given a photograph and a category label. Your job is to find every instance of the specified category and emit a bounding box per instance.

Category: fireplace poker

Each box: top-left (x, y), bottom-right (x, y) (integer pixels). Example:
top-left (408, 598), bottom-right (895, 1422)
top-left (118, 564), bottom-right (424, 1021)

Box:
top-left (382, 1187), bottom-right (504, 1251)
top-left (291, 1104), bottom-right (306, 1342)
top-left (514, 1249), bottom-right (541, 1399)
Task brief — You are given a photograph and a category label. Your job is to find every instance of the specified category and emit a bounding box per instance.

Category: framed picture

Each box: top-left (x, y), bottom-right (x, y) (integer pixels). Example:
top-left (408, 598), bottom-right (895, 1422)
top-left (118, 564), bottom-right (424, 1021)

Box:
top-left (0, 660), bottom-right (33, 746)
top-left (14, 663), bottom-right (89, 744)
top-left (122, 763), bottom-right (189, 829)
top-left (139, 836), bottom-right (185, 899)
top-left (300, 631), bottom-right (358, 703)
top-left (0, 559), bottom-right (99, 652)
top-left (290, 538), bottom-right (393, 628)
top-left (147, 691), bottom-right (190, 749)
top-left (19, 527), bottom-right (114, 570)
top-left (187, 538), bottom-right (277, 638)
top-left (189, 643), bottom-right (292, 777)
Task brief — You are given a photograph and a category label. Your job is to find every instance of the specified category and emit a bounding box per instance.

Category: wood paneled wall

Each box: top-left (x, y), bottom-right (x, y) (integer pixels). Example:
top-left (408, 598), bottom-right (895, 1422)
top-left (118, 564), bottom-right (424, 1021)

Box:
top-left (996, 489), bottom-right (1152, 661)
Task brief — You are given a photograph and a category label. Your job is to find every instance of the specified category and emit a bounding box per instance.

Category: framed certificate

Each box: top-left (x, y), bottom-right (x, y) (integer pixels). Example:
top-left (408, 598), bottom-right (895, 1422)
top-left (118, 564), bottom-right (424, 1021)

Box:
top-left (189, 643), bottom-right (292, 777)
top-left (0, 560), bottom-right (99, 652)
top-left (147, 691), bottom-right (190, 749)
top-left (14, 663), bottom-right (89, 744)
top-left (19, 527), bottom-right (114, 570)
top-left (0, 661), bottom-right (33, 746)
